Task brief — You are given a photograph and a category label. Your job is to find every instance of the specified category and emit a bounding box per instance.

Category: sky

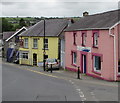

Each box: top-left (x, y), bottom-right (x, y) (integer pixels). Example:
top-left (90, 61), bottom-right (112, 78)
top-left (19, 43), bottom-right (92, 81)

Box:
top-left (0, 0), bottom-right (120, 17)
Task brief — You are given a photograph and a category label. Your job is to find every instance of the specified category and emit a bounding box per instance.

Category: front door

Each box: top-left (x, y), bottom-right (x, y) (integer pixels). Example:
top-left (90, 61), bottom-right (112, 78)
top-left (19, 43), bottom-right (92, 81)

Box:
top-left (33, 53), bottom-right (37, 66)
top-left (81, 54), bottom-right (86, 73)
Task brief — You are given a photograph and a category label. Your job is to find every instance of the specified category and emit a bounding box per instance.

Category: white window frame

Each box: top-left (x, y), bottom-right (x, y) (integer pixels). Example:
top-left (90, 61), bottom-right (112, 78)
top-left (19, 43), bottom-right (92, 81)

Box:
top-left (93, 56), bottom-right (101, 72)
top-left (118, 62), bottom-right (120, 74)
top-left (73, 52), bottom-right (77, 64)
top-left (33, 38), bottom-right (38, 48)
top-left (83, 34), bottom-right (86, 46)
top-left (24, 38), bottom-right (28, 48)
top-left (94, 33), bottom-right (98, 47)
top-left (20, 52), bottom-right (28, 59)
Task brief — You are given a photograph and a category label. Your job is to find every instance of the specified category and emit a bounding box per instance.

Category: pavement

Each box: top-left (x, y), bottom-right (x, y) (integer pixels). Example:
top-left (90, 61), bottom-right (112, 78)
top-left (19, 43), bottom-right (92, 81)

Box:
top-left (2, 60), bottom-right (118, 87)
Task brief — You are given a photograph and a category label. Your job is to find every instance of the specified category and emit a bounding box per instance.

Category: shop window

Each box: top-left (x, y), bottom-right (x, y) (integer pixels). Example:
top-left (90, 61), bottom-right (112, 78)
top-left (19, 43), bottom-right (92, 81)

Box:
top-left (118, 60), bottom-right (120, 73)
top-left (72, 52), bottom-right (77, 65)
top-left (22, 53), bottom-right (28, 59)
top-left (93, 56), bottom-right (101, 71)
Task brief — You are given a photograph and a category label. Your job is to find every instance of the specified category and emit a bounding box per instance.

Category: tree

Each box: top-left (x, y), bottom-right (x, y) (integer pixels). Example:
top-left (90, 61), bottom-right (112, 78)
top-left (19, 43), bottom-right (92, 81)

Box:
top-left (2, 18), bottom-right (13, 32)
top-left (19, 18), bottom-right (26, 28)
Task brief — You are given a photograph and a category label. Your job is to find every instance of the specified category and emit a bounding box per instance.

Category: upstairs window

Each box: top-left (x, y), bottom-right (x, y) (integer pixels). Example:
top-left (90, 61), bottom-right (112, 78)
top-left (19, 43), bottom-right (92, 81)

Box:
top-left (93, 32), bottom-right (99, 47)
top-left (73, 32), bottom-right (76, 45)
top-left (33, 38), bottom-right (38, 48)
top-left (24, 38), bottom-right (28, 48)
top-left (44, 38), bottom-right (48, 49)
top-left (82, 32), bottom-right (87, 46)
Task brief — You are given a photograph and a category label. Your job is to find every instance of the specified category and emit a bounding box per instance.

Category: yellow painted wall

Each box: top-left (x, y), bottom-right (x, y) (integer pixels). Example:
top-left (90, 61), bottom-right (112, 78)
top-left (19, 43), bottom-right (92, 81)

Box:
top-left (19, 36), bottom-right (59, 66)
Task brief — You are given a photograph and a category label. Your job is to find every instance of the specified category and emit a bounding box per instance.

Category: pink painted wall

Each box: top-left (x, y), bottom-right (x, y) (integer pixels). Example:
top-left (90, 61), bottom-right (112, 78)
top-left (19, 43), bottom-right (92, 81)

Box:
top-left (65, 25), bottom-right (119, 81)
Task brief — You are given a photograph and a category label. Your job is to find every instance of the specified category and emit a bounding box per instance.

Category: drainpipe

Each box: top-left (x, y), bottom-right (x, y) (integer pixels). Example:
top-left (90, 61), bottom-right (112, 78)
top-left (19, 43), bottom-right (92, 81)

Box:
top-left (109, 28), bottom-right (117, 81)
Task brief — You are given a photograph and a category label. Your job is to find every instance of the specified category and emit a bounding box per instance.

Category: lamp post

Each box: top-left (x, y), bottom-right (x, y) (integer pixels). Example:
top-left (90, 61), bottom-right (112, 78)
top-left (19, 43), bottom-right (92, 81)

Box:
top-left (43, 19), bottom-right (46, 71)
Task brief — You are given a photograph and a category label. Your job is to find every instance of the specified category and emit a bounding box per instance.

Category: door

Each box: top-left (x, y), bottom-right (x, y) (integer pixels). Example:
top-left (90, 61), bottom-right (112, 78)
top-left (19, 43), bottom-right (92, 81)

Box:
top-left (33, 53), bottom-right (37, 66)
top-left (82, 54), bottom-right (86, 73)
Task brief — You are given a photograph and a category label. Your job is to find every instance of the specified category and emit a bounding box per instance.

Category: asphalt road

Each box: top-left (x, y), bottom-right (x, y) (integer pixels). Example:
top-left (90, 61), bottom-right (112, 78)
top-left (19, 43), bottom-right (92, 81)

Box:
top-left (2, 62), bottom-right (119, 102)
top-left (2, 63), bottom-right (81, 101)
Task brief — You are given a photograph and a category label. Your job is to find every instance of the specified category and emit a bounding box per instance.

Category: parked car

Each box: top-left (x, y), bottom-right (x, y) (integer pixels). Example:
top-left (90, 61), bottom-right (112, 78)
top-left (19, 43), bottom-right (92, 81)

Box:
top-left (45, 58), bottom-right (60, 70)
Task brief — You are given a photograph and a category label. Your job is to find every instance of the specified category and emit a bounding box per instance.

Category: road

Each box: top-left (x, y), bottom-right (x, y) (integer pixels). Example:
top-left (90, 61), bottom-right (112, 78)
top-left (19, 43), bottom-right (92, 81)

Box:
top-left (2, 62), bottom-right (81, 101)
top-left (2, 62), bottom-right (119, 102)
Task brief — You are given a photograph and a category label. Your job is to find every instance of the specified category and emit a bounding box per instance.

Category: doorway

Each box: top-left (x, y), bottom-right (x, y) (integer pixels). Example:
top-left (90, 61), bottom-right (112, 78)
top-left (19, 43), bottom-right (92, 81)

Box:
top-left (81, 54), bottom-right (87, 73)
top-left (33, 53), bottom-right (37, 66)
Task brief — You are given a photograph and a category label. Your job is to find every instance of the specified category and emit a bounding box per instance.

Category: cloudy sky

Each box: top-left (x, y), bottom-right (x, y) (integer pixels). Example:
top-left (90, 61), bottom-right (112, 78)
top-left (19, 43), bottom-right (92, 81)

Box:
top-left (0, 0), bottom-right (120, 17)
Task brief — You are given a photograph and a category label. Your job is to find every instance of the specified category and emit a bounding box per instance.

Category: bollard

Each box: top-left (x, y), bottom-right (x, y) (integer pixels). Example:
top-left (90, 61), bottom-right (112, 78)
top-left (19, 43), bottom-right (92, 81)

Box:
top-left (50, 64), bottom-right (52, 73)
top-left (77, 66), bottom-right (80, 79)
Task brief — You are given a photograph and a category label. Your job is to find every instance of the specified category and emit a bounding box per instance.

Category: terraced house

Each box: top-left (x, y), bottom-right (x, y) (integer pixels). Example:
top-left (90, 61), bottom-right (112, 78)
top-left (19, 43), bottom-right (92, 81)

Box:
top-left (19, 19), bottom-right (69, 66)
top-left (65, 9), bottom-right (120, 81)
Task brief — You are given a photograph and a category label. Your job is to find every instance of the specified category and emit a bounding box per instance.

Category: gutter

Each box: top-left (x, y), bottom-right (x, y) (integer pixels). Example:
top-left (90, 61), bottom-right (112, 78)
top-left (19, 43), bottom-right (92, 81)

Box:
top-left (109, 27), bottom-right (117, 81)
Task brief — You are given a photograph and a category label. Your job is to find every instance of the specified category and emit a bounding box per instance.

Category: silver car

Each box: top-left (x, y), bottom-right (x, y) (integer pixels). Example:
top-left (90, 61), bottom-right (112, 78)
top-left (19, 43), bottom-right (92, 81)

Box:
top-left (45, 58), bottom-right (60, 69)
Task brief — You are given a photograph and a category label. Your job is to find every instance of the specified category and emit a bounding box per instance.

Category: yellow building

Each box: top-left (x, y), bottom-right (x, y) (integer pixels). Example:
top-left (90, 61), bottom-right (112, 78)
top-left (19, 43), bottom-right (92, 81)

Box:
top-left (19, 19), bottom-right (68, 66)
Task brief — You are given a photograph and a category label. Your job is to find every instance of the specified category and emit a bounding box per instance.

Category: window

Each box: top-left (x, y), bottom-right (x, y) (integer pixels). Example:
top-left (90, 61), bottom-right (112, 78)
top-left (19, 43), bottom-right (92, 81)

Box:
top-left (93, 33), bottom-right (99, 47)
top-left (24, 38), bottom-right (28, 48)
top-left (118, 61), bottom-right (120, 73)
top-left (33, 38), bottom-right (38, 48)
top-left (21, 53), bottom-right (28, 59)
top-left (73, 32), bottom-right (76, 45)
top-left (93, 56), bottom-right (101, 71)
top-left (44, 38), bottom-right (48, 49)
top-left (72, 52), bottom-right (77, 64)
top-left (82, 33), bottom-right (86, 46)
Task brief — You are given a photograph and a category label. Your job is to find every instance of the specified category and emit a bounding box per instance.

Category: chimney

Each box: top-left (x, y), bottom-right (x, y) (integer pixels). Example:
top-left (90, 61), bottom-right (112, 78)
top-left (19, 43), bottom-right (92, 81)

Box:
top-left (83, 11), bottom-right (89, 17)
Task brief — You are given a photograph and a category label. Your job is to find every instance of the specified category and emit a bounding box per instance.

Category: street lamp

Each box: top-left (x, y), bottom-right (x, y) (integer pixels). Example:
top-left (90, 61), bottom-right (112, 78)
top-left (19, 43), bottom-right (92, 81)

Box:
top-left (43, 19), bottom-right (46, 71)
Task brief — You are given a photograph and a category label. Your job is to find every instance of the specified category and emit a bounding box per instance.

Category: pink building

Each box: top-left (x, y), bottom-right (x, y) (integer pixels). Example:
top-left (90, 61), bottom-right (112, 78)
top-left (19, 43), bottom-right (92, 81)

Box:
top-left (65, 10), bottom-right (120, 81)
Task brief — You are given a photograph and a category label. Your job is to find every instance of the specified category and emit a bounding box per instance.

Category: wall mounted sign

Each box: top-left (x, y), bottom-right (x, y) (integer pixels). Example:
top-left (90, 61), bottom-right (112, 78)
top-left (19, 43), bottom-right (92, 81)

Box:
top-left (77, 46), bottom-right (91, 52)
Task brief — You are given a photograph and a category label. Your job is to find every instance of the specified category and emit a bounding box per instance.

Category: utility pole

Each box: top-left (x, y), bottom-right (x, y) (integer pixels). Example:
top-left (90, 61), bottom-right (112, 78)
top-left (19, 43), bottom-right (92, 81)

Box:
top-left (43, 19), bottom-right (46, 71)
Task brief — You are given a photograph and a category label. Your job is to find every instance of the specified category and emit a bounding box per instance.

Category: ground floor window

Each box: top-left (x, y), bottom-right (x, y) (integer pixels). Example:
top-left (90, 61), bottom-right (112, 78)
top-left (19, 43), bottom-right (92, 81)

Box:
top-left (21, 52), bottom-right (28, 59)
top-left (118, 60), bottom-right (120, 73)
top-left (93, 56), bottom-right (101, 71)
top-left (72, 52), bottom-right (77, 65)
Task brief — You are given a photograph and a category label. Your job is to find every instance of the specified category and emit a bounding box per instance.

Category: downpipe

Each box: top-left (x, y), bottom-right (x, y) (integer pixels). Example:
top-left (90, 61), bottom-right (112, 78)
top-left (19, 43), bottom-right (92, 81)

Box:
top-left (109, 28), bottom-right (117, 81)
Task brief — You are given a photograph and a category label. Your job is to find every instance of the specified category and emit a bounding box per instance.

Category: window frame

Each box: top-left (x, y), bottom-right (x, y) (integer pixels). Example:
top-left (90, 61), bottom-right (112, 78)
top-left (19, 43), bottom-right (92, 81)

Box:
top-left (21, 52), bottom-right (28, 59)
top-left (33, 38), bottom-right (38, 49)
top-left (81, 31), bottom-right (87, 46)
top-left (92, 31), bottom-right (99, 48)
top-left (44, 38), bottom-right (48, 49)
top-left (71, 51), bottom-right (77, 67)
top-left (73, 32), bottom-right (77, 45)
top-left (24, 38), bottom-right (28, 48)
top-left (93, 56), bottom-right (101, 71)
top-left (92, 53), bottom-right (103, 75)
top-left (118, 61), bottom-right (120, 74)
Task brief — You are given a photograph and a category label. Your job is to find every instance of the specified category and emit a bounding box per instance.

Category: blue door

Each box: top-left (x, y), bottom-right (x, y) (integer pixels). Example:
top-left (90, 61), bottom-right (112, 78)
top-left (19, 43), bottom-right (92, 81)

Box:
top-left (82, 55), bottom-right (86, 73)
top-left (84, 55), bottom-right (86, 73)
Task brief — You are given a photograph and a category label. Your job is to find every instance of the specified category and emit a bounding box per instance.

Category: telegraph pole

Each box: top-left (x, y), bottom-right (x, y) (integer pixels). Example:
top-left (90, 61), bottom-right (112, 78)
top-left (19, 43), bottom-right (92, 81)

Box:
top-left (43, 19), bottom-right (46, 71)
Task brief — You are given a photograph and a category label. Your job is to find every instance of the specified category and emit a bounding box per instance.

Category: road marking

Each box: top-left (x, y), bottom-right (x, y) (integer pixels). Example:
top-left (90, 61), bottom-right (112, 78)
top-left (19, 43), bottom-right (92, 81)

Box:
top-left (90, 92), bottom-right (99, 101)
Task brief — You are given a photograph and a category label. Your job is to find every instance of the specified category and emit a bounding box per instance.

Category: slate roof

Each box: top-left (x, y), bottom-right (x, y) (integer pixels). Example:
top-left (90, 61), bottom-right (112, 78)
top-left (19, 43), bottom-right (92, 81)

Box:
top-left (19, 19), bottom-right (68, 37)
top-left (65, 9), bottom-right (120, 31)
top-left (3, 31), bottom-right (15, 40)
